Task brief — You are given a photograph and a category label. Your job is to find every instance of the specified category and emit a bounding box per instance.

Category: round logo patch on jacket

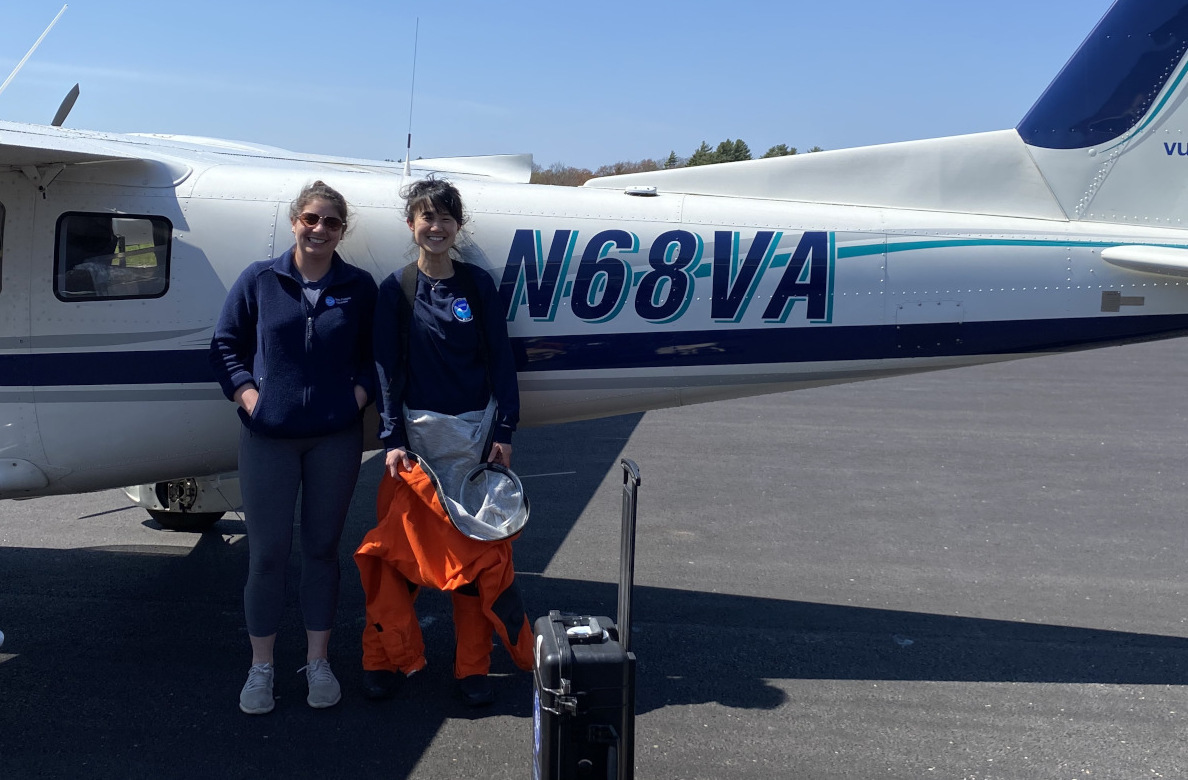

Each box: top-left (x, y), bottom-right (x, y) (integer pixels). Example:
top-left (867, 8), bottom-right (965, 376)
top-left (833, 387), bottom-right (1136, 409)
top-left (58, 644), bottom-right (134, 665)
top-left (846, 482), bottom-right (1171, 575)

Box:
top-left (452, 298), bottom-right (474, 322)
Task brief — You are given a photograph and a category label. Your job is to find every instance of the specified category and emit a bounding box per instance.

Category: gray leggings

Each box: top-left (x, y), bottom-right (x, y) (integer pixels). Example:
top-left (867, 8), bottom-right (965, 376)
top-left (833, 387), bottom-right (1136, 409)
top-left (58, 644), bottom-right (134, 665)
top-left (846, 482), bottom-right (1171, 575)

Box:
top-left (238, 421), bottom-right (363, 636)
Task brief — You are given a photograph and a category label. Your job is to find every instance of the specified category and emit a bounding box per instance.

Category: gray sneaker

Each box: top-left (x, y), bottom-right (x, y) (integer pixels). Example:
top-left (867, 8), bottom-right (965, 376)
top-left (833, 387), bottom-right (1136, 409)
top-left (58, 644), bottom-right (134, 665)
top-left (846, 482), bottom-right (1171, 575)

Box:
top-left (239, 662), bottom-right (275, 715)
top-left (301, 658), bottom-right (341, 709)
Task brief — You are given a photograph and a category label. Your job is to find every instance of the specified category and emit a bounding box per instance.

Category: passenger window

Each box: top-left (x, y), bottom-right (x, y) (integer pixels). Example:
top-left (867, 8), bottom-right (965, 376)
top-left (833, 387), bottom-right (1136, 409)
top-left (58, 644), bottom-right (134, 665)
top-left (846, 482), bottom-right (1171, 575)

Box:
top-left (54, 212), bottom-right (171, 301)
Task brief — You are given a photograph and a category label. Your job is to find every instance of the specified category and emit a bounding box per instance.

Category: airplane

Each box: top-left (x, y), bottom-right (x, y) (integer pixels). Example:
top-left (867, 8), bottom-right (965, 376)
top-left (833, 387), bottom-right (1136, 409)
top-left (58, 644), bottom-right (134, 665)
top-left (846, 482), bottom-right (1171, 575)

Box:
top-left (2, 0), bottom-right (1188, 530)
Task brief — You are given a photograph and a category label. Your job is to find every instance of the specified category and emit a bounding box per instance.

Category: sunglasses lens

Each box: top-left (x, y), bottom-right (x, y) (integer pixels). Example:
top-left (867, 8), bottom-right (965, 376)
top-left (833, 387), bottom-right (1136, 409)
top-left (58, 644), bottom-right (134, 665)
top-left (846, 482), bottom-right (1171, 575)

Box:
top-left (298, 213), bottom-right (344, 231)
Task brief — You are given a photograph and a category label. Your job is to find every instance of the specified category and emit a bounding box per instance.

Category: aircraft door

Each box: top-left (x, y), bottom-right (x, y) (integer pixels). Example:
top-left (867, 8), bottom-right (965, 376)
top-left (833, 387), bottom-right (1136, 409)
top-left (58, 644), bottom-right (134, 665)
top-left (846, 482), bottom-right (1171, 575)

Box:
top-left (0, 170), bottom-right (49, 495)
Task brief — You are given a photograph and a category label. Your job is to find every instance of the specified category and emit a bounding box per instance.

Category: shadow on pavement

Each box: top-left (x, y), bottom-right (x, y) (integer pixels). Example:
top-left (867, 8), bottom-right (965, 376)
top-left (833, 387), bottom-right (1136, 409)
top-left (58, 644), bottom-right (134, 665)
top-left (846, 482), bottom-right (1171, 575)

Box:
top-left (4, 539), bottom-right (1188, 777)
top-left (6, 413), bottom-right (1187, 777)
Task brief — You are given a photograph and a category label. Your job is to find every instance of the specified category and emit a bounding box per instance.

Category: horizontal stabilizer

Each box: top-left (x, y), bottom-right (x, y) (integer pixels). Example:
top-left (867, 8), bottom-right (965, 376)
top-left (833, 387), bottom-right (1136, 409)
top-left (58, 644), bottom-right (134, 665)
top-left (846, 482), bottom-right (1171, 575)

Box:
top-left (1101, 245), bottom-right (1188, 278)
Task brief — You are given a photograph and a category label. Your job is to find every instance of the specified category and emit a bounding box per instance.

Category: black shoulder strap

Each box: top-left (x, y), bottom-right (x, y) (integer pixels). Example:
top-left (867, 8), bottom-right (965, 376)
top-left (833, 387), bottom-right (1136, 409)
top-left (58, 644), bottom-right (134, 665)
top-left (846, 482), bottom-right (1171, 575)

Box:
top-left (398, 262), bottom-right (418, 362)
top-left (399, 261), bottom-right (418, 312)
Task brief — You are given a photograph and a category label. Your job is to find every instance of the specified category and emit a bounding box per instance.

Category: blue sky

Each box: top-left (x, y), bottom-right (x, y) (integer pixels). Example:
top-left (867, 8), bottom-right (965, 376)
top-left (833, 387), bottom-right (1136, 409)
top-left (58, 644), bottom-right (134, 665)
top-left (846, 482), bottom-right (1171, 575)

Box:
top-left (0, 1), bottom-right (1115, 170)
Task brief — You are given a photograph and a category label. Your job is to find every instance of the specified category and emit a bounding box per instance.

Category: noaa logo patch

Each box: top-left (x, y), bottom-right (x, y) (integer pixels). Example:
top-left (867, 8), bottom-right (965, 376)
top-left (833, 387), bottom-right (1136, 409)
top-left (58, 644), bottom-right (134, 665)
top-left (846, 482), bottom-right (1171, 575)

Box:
top-left (452, 298), bottom-right (474, 322)
top-left (325, 296), bottom-right (336, 307)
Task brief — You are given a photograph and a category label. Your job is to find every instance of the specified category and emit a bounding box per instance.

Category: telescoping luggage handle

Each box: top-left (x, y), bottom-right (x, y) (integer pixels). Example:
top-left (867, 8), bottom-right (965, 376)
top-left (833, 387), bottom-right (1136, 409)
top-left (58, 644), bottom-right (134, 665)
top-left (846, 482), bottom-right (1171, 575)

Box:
top-left (617, 458), bottom-right (640, 654)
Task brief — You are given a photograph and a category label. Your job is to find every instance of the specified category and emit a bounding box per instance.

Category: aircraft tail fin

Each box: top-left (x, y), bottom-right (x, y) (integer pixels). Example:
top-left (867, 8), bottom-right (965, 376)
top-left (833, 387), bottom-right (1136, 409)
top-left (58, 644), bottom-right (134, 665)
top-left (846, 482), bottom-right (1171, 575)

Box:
top-left (1017, 0), bottom-right (1188, 227)
top-left (586, 0), bottom-right (1188, 228)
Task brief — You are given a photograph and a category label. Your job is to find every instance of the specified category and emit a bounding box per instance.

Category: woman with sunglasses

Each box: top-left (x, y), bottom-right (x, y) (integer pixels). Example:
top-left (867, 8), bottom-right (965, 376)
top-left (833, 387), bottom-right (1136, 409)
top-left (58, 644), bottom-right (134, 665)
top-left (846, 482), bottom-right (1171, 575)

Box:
top-left (210, 180), bottom-right (378, 715)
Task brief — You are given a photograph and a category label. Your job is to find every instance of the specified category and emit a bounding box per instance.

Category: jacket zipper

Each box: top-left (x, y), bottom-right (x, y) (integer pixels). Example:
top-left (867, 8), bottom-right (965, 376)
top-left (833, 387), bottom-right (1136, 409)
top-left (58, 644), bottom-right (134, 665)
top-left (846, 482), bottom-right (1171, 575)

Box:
top-left (304, 298), bottom-right (314, 407)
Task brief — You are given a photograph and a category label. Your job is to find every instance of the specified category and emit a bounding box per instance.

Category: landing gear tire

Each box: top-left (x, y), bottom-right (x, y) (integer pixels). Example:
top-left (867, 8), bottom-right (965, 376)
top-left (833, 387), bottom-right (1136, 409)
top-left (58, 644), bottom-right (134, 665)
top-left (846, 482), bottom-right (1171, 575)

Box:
top-left (146, 508), bottom-right (224, 532)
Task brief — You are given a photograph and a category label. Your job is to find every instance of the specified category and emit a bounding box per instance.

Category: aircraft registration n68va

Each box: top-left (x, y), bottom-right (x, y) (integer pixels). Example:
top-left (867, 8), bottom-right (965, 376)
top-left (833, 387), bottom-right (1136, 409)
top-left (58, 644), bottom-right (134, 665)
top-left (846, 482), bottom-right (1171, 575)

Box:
top-left (2, 0), bottom-right (1187, 528)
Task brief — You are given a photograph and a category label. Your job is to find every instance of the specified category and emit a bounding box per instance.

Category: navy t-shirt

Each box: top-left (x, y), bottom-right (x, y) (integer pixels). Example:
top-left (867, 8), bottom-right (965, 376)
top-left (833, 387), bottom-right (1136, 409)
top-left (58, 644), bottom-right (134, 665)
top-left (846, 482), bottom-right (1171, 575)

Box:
top-left (374, 263), bottom-right (519, 450)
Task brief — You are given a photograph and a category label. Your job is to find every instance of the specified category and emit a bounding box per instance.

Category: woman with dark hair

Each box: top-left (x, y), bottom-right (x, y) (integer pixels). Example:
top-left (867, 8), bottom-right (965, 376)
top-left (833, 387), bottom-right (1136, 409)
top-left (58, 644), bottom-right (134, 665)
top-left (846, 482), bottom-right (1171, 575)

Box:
top-left (360, 177), bottom-right (532, 706)
top-left (210, 180), bottom-right (378, 715)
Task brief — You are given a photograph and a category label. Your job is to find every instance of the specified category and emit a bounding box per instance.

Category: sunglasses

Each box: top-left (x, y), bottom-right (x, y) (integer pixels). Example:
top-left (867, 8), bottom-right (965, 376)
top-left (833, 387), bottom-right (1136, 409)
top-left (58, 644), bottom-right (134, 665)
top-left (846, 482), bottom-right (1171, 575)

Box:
top-left (296, 212), bottom-right (345, 231)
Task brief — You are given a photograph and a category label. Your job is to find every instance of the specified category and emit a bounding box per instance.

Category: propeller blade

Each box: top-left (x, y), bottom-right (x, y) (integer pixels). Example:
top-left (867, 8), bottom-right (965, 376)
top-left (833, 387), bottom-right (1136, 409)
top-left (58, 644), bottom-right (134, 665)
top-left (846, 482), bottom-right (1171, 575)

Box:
top-left (51, 83), bottom-right (79, 127)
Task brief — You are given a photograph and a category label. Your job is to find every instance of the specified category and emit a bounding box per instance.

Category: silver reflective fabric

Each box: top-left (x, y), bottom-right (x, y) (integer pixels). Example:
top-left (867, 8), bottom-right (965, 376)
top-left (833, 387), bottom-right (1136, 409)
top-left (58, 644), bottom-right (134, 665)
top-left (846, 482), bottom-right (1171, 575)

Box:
top-left (404, 399), bottom-right (528, 540)
top-left (455, 463), bottom-right (528, 540)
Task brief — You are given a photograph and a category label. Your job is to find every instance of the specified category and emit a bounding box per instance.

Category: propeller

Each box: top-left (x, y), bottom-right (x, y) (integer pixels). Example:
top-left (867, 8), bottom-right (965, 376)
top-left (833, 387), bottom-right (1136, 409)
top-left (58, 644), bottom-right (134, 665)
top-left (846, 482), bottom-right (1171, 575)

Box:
top-left (51, 83), bottom-right (79, 127)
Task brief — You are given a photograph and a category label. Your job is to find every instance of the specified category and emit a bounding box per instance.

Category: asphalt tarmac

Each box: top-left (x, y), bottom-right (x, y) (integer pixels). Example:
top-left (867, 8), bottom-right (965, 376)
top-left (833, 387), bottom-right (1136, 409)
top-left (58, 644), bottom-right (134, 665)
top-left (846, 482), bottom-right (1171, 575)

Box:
top-left (3, 337), bottom-right (1188, 779)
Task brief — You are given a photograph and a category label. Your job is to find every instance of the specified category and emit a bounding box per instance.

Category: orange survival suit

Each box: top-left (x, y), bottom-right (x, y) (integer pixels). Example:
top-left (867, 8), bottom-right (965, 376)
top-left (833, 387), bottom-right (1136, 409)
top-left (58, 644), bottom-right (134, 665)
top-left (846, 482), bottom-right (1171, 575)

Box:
top-left (355, 462), bottom-right (534, 678)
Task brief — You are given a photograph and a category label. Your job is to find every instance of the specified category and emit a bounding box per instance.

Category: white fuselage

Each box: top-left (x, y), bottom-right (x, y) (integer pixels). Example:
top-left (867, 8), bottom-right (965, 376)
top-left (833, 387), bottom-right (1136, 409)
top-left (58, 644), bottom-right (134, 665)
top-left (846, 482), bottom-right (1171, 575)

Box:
top-left (2, 130), bottom-right (1187, 498)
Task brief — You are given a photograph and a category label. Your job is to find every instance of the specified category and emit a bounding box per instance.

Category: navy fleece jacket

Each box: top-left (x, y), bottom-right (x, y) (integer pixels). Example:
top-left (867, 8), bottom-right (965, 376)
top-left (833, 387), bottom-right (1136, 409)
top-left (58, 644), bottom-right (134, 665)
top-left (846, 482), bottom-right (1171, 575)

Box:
top-left (210, 249), bottom-right (378, 439)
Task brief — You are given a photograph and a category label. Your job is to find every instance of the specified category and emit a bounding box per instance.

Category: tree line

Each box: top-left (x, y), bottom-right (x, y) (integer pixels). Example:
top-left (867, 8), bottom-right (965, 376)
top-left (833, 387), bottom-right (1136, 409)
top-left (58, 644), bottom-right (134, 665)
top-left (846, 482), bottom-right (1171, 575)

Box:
top-left (530, 138), bottom-right (824, 186)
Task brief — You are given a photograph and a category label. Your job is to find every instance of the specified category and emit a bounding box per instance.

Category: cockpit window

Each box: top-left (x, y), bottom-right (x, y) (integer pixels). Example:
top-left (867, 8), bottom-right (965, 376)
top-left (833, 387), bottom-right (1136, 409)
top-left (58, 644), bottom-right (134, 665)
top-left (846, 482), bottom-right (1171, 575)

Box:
top-left (54, 213), bottom-right (171, 301)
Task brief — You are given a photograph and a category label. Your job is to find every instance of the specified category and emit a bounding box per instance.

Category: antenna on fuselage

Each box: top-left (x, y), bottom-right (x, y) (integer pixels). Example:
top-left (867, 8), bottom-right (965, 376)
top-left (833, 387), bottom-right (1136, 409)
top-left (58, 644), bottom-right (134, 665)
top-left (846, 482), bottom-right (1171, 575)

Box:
top-left (403, 17), bottom-right (420, 179)
top-left (0, 4), bottom-right (68, 100)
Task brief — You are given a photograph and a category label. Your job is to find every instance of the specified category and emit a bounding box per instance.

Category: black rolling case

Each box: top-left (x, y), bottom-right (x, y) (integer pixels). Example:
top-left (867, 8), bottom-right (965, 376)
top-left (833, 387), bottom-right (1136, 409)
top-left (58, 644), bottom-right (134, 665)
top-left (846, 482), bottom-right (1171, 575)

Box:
top-left (533, 459), bottom-right (640, 780)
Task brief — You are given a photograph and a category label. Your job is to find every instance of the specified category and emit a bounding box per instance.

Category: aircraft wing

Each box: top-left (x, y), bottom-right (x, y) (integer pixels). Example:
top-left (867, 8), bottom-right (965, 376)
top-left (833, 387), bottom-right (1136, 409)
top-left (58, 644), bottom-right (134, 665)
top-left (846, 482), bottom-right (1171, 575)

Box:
top-left (0, 121), bottom-right (151, 169)
top-left (408, 154), bottom-right (533, 183)
top-left (1, 121), bottom-right (534, 183)
top-left (128, 133), bottom-right (534, 182)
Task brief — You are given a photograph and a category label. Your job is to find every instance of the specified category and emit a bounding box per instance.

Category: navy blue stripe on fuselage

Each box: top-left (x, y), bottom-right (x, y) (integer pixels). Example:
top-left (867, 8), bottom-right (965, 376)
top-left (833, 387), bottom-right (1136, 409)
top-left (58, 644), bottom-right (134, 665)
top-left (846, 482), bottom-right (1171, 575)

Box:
top-left (0, 349), bottom-right (217, 387)
top-left (515, 314), bottom-right (1188, 371)
top-left (4, 314), bottom-right (1188, 387)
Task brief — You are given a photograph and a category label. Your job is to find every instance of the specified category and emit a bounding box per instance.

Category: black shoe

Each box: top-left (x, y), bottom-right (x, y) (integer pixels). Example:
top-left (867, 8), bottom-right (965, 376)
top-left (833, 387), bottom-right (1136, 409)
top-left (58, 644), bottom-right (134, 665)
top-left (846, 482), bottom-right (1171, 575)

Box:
top-left (456, 674), bottom-right (495, 707)
top-left (362, 669), bottom-right (401, 701)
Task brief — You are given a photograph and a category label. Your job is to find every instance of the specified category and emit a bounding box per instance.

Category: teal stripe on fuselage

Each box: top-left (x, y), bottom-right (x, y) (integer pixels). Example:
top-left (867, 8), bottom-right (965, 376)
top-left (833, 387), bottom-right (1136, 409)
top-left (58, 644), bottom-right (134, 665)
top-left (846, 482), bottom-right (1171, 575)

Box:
top-left (838, 237), bottom-right (1188, 260)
